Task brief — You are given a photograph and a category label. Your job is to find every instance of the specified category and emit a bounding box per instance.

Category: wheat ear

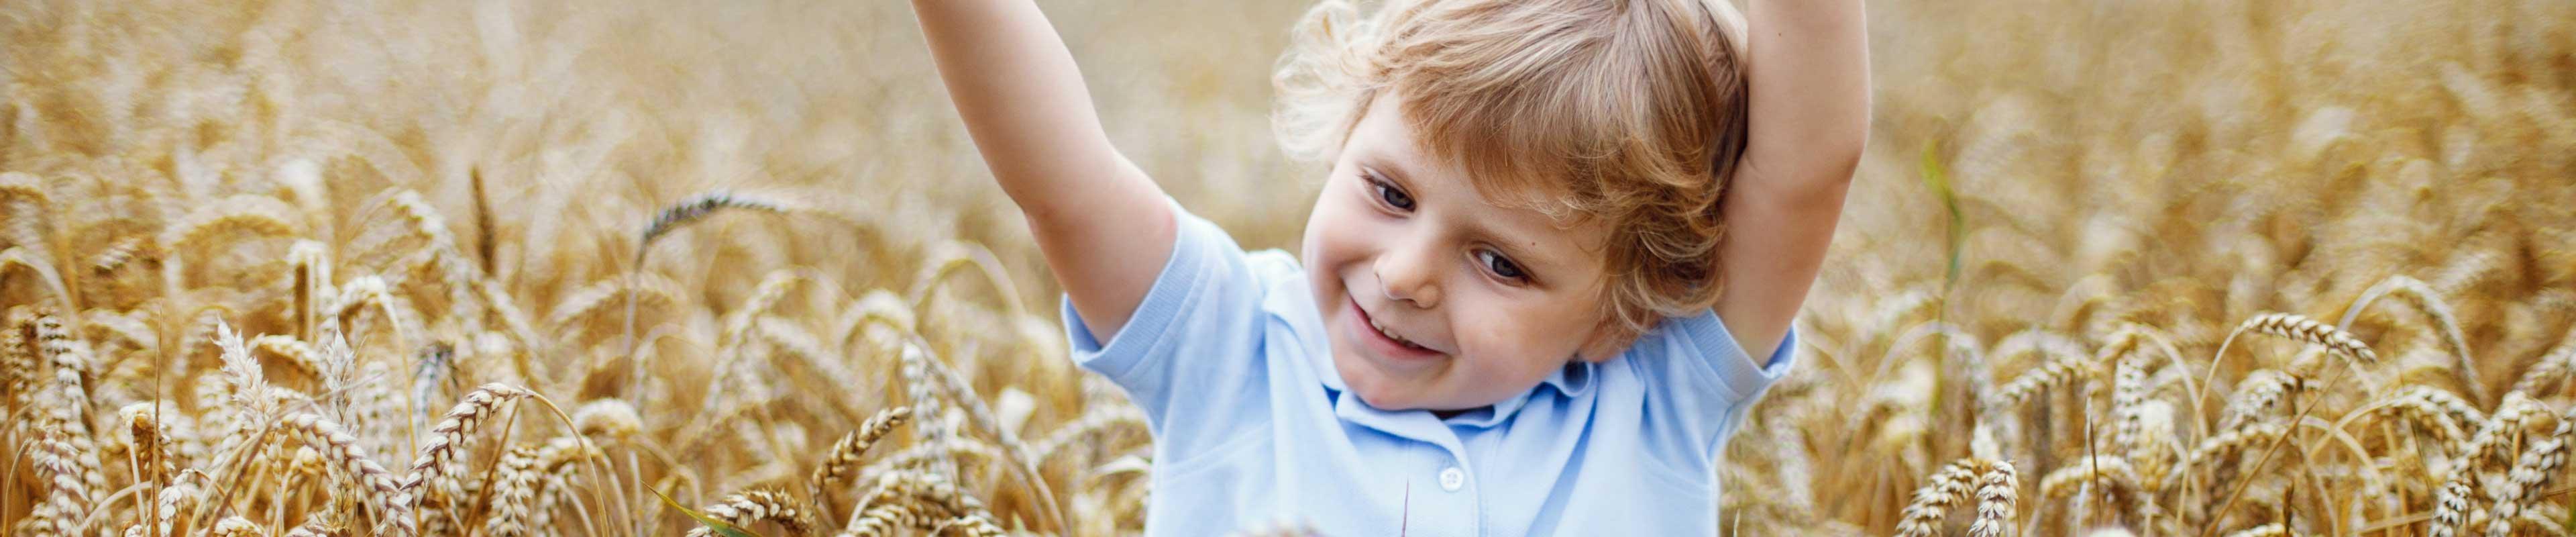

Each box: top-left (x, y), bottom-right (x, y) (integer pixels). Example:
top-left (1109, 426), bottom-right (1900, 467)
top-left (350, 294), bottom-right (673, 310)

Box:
top-left (34, 426), bottom-right (98, 536)
top-left (1968, 460), bottom-right (2016, 537)
top-left (1894, 459), bottom-right (1980, 536)
top-left (35, 313), bottom-right (110, 497)
top-left (813, 407), bottom-right (914, 495)
top-left (402, 383), bottom-right (535, 506)
top-left (482, 437), bottom-right (602, 537)
top-left (685, 490), bottom-right (814, 537)
top-left (2221, 524), bottom-right (2285, 537)
top-left (2481, 404), bottom-right (2576, 537)
top-left (2244, 312), bottom-right (2378, 367)
top-left (277, 412), bottom-right (414, 536)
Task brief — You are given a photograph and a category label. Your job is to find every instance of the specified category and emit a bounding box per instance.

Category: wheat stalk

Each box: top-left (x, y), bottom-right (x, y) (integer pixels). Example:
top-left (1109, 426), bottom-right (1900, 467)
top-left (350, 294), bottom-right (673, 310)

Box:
top-left (34, 426), bottom-right (98, 536)
top-left (402, 383), bottom-right (536, 506)
top-left (2434, 478), bottom-right (2473, 537)
top-left (2243, 313), bottom-right (2379, 368)
top-left (2339, 275), bottom-right (2484, 405)
top-left (0, 170), bottom-right (50, 207)
top-left (0, 247), bottom-right (75, 317)
top-left (276, 411), bottom-right (415, 536)
top-left (2220, 524), bottom-right (2284, 537)
top-left (208, 516), bottom-right (263, 537)
top-left (838, 471), bottom-right (1001, 537)
top-left (1894, 459), bottom-right (1981, 536)
top-left (907, 240), bottom-right (1030, 321)
top-left (636, 192), bottom-right (793, 254)
top-left (573, 399), bottom-right (643, 442)
top-left (2481, 404), bottom-right (2576, 537)
top-left (158, 195), bottom-right (302, 256)
top-left (1968, 460), bottom-right (2016, 537)
top-left (2038, 455), bottom-right (2154, 527)
top-left (685, 489), bottom-right (815, 537)
top-left (2184, 422), bottom-right (2288, 483)
top-left (1992, 330), bottom-right (2096, 407)
top-left (35, 313), bottom-right (110, 496)
top-left (2461, 392), bottom-right (2550, 468)
top-left (2218, 370), bottom-right (2294, 431)
top-left (861, 438), bottom-right (1011, 480)
top-left (2509, 332), bottom-right (2576, 397)
top-left (813, 407), bottom-right (915, 497)
top-left (120, 402), bottom-right (182, 485)
top-left (932, 516), bottom-right (1009, 537)
top-left (482, 437), bottom-right (602, 537)
top-left (2370, 386), bottom-right (2479, 450)
top-left (146, 477), bottom-right (204, 537)
top-left (8, 2), bottom-right (2574, 534)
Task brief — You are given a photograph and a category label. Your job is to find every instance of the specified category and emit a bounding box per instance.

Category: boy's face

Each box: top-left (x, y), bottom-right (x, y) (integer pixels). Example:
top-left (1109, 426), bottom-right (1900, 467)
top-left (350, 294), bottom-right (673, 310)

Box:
top-left (1302, 91), bottom-right (1625, 411)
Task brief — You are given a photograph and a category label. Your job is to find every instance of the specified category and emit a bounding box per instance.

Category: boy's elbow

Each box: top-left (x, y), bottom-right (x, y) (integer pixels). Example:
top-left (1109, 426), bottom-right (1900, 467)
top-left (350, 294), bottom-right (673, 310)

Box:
top-left (1784, 135), bottom-right (1864, 195)
top-left (1818, 136), bottom-right (1864, 184)
top-left (1821, 110), bottom-right (1869, 181)
top-left (1740, 140), bottom-right (1860, 209)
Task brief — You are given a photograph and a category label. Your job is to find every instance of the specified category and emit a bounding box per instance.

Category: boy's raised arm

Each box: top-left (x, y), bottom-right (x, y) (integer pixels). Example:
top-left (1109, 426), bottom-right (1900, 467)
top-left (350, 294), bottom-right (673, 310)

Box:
top-left (911, 1), bottom-right (1175, 339)
top-left (1714, 0), bottom-right (1870, 359)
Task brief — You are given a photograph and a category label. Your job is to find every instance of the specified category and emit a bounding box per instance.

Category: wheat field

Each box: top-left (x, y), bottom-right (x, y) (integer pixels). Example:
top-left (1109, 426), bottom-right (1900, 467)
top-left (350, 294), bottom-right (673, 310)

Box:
top-left (1, 0), bottom-right (2572, 535)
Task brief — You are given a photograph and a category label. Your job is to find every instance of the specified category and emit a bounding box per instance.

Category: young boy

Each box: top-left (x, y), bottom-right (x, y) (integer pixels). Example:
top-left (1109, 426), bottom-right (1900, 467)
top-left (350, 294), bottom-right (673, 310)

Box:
top-left (910, 0), bottom-right (1865, 534)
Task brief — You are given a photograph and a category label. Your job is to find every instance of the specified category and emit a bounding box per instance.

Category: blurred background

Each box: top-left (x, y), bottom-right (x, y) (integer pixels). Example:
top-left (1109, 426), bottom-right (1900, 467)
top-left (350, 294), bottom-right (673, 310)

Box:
top-left (4, 0), bottom-right (2573, 534)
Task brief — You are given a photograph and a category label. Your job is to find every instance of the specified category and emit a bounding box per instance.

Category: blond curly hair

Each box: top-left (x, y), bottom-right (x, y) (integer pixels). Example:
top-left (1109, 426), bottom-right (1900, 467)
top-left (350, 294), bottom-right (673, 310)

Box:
top-left (1273, 0), bottom-right (1753, 337)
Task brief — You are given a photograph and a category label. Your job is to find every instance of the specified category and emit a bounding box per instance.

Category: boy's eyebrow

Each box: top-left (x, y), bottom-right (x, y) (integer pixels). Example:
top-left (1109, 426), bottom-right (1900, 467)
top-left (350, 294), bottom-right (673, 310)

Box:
top-left (1360, 152), bottom-right (1417, 186)
top-left (1470, 222), bottom-right (1571, 272)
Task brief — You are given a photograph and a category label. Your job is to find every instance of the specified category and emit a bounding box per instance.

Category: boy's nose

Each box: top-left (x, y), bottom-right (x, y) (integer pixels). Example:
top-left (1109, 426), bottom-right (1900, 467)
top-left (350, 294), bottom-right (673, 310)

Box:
top-left (1374, 246), bottom-right (1440, 309)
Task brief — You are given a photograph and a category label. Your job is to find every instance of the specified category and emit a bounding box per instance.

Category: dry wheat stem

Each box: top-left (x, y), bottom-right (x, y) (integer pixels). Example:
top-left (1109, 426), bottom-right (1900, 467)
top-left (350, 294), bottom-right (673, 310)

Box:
top-left (2338, 275), bottom-right (2485, 405)
top-left (626, 191), bottom-right (794, 412)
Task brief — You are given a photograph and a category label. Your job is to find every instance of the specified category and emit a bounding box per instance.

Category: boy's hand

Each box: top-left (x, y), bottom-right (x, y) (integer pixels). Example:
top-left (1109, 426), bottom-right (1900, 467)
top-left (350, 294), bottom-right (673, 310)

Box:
top-left (911, 0), bottom-right (1175, 340)
top-left (1717, 0), bottom-right (1870, 359)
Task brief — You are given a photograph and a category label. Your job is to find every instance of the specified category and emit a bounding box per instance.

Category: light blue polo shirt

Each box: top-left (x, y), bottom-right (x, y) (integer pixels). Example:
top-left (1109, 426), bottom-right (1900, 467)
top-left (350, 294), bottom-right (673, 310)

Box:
top-left (1063, 207), bottom-right (1796, 536)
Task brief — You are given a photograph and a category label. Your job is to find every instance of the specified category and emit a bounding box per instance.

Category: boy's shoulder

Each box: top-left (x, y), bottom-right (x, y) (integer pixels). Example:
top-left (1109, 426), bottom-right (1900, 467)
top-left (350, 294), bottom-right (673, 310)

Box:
top-left (1175, 207), bottom-right (1302, 287)
top-left (1242, 248), bottom-right (1303, 286)
top-left (1243, 248), bottom-right (1326, 350)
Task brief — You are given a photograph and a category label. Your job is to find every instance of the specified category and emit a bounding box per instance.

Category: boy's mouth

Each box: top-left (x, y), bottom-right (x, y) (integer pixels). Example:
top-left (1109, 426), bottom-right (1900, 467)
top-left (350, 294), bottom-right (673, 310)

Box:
top-left (1350, 297), bottom-right (1443, 359)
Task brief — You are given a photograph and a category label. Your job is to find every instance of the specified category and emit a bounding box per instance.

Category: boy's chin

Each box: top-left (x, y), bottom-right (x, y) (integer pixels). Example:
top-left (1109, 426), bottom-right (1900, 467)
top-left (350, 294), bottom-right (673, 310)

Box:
top-left (1331, 354), bottom-right (1426, 410)
top-left (1334, 360), bottom-right (1495, 412)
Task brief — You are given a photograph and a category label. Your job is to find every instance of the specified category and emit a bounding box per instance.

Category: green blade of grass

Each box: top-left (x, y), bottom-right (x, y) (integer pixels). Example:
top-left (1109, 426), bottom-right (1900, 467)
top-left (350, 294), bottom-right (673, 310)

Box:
top-left (653, 487), bottom-right (761, 537)
top-left (1919, 139), bottom-right (1964, 422)
top-left (1919, 139), bottom-right (1964, 291)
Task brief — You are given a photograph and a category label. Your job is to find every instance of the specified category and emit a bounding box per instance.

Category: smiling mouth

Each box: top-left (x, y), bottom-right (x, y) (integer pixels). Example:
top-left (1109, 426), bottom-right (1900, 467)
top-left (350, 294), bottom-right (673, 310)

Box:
top-left (1352, 298), bottom-right (1436, 354)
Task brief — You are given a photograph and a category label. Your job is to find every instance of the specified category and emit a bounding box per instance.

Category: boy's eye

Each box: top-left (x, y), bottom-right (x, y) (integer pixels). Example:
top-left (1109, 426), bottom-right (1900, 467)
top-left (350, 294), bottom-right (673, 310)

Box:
top-left (1367, 175), bottom-right (1415, 211)
top-left (1478, 250), bottom-right (1527, 281)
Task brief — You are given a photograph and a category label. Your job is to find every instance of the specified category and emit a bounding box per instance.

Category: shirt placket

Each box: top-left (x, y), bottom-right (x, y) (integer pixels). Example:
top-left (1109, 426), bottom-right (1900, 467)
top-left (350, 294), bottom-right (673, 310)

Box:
top-left (1417, 441), bottom-right (1481, 537)
top-left (1336, 395), bottom-right (1485, 536)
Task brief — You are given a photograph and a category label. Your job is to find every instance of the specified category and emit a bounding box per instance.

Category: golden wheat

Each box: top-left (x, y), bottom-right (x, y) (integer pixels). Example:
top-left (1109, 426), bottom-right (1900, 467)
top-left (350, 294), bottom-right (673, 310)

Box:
top-left (5, 0), bottom-right (2573, 535)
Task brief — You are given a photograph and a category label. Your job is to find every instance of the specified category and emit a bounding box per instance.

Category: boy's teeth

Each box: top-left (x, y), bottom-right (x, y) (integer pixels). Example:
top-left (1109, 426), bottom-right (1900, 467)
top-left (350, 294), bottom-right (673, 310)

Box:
top-left (1369, 316), bottom-right (1423, 349)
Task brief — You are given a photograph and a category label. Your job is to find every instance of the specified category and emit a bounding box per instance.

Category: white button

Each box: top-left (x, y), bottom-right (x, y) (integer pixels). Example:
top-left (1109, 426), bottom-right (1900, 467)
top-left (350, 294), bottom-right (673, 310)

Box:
top-left (1438, 467), bottom-right (1466, 491)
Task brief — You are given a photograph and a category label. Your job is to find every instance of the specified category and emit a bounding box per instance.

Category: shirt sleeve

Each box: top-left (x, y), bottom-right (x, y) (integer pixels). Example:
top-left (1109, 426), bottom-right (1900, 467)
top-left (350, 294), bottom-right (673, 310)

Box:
top-left (1625, 309), bottom-right (1799, 465)
top-left (1059, 203), bottom-right (1279, 456)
